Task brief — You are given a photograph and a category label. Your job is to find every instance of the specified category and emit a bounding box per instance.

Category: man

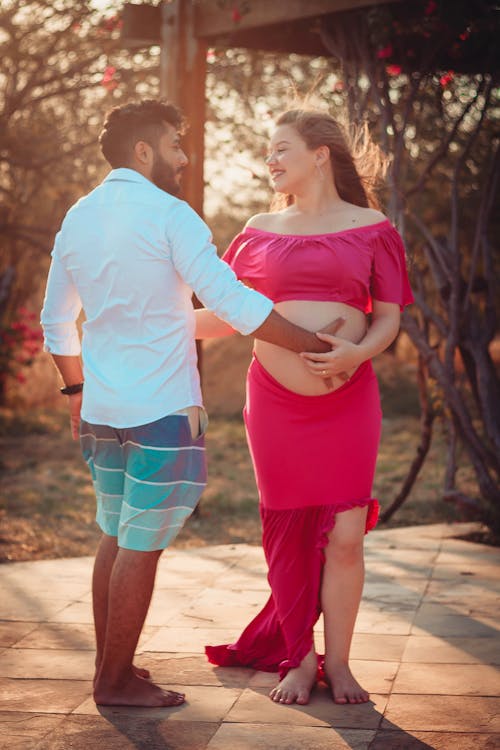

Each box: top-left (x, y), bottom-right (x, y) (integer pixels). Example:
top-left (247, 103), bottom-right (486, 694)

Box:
top-left (41, 100), bottom-right (339, 708)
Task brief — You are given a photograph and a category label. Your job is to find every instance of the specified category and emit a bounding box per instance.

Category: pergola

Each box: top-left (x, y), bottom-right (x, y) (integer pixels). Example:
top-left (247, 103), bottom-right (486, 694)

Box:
top-left (121, 0), bottom-right (393, 216)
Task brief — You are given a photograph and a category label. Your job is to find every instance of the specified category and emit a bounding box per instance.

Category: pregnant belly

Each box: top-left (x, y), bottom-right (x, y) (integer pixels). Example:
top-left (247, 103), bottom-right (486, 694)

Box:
top-left (254, 300), bottom-right (367, 395)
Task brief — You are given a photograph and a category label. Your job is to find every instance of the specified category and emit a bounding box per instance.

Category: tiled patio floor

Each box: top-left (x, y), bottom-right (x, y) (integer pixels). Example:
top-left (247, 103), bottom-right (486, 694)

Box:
top-left (1, 523), bottom-right (499, 749)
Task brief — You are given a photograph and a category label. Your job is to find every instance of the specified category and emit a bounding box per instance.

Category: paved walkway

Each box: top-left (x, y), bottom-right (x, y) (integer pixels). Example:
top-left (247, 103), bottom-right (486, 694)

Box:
top-left (1, 523), bottom-right (499, 750)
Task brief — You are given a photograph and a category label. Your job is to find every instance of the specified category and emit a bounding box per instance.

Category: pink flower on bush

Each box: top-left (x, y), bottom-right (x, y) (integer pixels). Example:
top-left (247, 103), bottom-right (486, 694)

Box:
top-left (439, 71), bottom-right (454, 87)
top-left (425, 0), bottom-right (438, 15)
top-left (377, 44), bottom-right (393, 60)
top-left (102, 66), bottom-right (118, 92)
top-left (0, 307), bottom-right (44, 392)
top-left (386, 64), bottom-right (403, 76)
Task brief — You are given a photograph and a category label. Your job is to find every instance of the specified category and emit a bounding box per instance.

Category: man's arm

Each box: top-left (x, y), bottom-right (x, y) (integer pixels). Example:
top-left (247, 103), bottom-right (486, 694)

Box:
top-left (51, 353), bottom-right (84, 440)
top-left (252, 310), bottom-right (343, 354)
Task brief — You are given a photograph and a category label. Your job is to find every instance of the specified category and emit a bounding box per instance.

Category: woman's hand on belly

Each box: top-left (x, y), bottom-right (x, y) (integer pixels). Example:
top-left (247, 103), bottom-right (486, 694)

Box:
top-left (299, 333), bottom-right (366, 382)
top-left (253, 301), bottom-right (366, 395)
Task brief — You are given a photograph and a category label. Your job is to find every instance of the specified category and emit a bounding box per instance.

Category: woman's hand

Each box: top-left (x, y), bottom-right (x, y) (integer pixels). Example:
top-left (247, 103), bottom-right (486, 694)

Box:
top-left (300, 332), bottom-right (363, 380)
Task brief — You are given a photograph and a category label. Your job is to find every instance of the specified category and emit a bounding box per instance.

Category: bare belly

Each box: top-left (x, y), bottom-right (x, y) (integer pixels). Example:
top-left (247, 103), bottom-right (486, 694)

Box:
top-left (254, 301), bottom-right (367, 395)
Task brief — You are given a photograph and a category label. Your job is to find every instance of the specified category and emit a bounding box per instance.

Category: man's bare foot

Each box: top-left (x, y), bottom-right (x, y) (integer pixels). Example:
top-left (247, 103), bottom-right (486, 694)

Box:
top-left (94, 672), bottom-right (185, 707)
top-left (269, 649), bottom-right (317, 705)
top-left (324, 662), bottom-right (369, 704)
top-left (94, 664), bottom-right (150, 685)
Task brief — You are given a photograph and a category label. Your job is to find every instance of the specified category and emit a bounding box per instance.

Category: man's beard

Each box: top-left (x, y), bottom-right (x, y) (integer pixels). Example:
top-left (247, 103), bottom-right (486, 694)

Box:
top-left (151, 154), bottom-right (183, 195)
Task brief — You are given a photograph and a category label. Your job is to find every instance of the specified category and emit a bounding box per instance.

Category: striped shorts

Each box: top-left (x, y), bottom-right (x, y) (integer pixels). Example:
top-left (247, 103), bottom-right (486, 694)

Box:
top-left (80, 410), bottom-right (208, 551)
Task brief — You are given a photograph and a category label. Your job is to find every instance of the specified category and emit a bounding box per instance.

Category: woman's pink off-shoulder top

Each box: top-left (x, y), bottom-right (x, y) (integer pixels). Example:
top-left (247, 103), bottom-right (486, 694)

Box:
top-left (222, 219), bottom-right (413, 313)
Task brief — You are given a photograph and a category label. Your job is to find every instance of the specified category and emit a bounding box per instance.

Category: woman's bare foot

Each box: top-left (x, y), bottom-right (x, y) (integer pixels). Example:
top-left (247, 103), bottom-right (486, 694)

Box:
top-left (269, 648), bottom-right (317, 705)
top-left (324, 661), bottom-right (369, 704)
top-left (94, 671), bottom-right (185, 707)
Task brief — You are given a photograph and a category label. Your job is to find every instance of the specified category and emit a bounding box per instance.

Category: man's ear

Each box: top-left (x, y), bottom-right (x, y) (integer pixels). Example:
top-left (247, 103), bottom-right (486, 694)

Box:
top-left (133, 140), bottom-right (152, 166)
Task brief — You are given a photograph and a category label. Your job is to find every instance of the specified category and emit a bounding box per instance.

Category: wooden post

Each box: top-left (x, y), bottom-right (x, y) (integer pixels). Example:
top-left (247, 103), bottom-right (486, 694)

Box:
top-left (159, 0), bottom-right (207, 218)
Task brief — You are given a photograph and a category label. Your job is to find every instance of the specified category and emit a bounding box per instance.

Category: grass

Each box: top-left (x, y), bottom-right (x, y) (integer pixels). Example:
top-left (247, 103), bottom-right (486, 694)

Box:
top-left (0, 358), bottom-right (480, 563)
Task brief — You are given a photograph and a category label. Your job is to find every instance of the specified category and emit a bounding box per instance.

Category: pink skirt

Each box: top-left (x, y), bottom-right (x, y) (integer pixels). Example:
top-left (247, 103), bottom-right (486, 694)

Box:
top-left (205, 356), bottom-right (381, 679)
top-left (244, 355), bottom-right (382, 510)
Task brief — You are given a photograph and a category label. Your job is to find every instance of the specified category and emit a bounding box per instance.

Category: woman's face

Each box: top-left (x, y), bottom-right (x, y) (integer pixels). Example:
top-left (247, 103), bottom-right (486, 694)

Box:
top-left (266, 124), bottom-right (319, 194)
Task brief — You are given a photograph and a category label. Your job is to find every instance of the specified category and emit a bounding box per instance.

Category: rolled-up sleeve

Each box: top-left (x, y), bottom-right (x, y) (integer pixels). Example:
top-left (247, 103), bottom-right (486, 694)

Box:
top-left (167, 202), bottom-right (273, 335)
top-left (40, 231), bottom-right (82, 355)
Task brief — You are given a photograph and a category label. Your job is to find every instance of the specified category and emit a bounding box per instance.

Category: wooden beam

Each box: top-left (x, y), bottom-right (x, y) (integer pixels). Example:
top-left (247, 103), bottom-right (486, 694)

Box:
top-left (159, 1), bottom-right (207, 218)
top-left (195, 0), bottom-right (394, 38)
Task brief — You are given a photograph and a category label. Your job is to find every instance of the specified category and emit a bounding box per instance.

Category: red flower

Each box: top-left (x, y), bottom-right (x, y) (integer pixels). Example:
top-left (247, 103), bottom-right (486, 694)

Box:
top-left (102, 66), bottom-right (118, 92)
top-left (386, 64), bottom-right (402, 76)
top-left (459, 30), bottom-right (470, 41)
top-left (439, 70), bottom-right (454, 87)
top-left (425, 0), bottom-right (438, 15)
top-left (206, 48), bottom-right (216, 63)
top-left (232, 6), bottom-right (242, 23)
top-left (377, 44), bottom-right (393, 60)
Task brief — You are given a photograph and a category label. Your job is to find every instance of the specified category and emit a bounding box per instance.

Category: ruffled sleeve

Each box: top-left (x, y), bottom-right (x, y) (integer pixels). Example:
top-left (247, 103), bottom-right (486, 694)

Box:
top-left (370, 224), bottom-right (414, 310)
top-left (221, 232), bottom-right (246, 271)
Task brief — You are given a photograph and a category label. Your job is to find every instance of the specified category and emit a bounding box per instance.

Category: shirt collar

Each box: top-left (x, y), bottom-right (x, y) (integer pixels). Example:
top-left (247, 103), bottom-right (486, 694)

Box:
top-left (103, 168), bottom-right (152, 186)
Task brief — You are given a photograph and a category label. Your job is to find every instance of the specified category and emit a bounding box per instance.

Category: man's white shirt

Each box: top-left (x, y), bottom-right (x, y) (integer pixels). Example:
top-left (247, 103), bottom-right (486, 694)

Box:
top-left (41, 168), bottom-right (273, 427)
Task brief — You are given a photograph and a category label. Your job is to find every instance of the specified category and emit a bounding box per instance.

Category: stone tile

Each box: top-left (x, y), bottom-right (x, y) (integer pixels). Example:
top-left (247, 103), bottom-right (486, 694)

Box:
top-left (73, 684), bottom-right (242, 723)
top-left (248, 660), bottom-right (398, 696)
top-left (146, 588), bottom-right (204, 626)
top-left (225, 686), bottom-right (388, 728)
top-left (354, 609), bottom-right (413, 635)
top-left (138, 653), bottom-right (255, 688)
top-left (13, 621), bottom-right (157, 651)
top-left (1, 648), bottom-right (95, 679)
top-left (411, 604), bottom-right (498, 637)
top-left (36, 715), bottom-right (218, 750)
top-left (382, 694), bottom-right (500, 732)
top-left (349, 634), bottom-right (409, 662)
top-left (370, 731), bottom-right (500, 750)
top-left (0, 678), bottom-right (92, 713)
top-left (0, 711), bottom-right (66, 750)
top-left (402, 635), bottom-right (500, 664)
top-left (0, 594), bottom-right (74, 621)
top-left (50, 601), bottom-right (93, 624)
top-left (140, 626), bottom-right (238, 653)
top-left (436, 545), bottom-right (500, 566)
top-left (431, 564), bottom-right (500, 581)
top-left (0, 621), bottom-right (37, 647)
top-left (207, 723), bottom-right (376, 750)
top-left (173, 588), bottom-right (268, 629)
top-left (393, 663), bottom-right (500, 696)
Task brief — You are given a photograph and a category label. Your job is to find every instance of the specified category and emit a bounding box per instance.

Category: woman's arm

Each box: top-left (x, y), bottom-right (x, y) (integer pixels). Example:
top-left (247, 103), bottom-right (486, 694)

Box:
top-left (195, 308), bottom-right (236, 339)
top-left (299, 300), bottom-right (401, 377)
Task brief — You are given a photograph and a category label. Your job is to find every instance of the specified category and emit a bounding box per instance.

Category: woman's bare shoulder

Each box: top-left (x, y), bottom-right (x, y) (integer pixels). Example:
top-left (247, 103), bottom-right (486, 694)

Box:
top-left (244, 212), bottom-right (283, 231)
top-left (353, 207), bottom-right (388, 226)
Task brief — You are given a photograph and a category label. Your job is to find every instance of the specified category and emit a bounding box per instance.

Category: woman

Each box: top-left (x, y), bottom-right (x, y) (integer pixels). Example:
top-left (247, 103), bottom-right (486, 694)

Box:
top-left (197, 109), bottom-right (413, 706)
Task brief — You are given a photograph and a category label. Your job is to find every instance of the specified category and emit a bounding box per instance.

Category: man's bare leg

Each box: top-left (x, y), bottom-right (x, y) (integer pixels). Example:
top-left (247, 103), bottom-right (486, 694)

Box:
top-left (92, 534), bottom-right (150, 681)
top-left (93, 547), bottom-right (185, 707)
top-left (321, 506), bottom-right (370, 704)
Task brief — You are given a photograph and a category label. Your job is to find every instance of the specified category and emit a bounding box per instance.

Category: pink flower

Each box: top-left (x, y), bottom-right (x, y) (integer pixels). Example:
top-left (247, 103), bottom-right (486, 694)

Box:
top-left (232, 6), bottom-right (242, 23)
top-left (439, 70), bottom-right (454, 87)
top-left (425, 0), bottom-right (438, 15)
top-left (333, 80), bottom-right (344, 92)
top-left (377, 44), bottom-right (393, 59)
top-left (102, 66), bottom-right (118, 92)
top-left (206, 48), bottom-right (216, 63)
top-left (386, 64), bottom-right (402, 76)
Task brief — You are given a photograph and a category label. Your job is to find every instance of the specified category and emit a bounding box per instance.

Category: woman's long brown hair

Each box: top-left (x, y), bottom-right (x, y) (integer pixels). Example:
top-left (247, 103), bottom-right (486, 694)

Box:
top-left (271, 109), bottom-right (388, 211)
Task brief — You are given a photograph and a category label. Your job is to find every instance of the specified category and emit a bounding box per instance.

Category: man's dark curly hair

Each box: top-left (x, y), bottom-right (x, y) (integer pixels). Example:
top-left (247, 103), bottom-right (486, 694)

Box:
top-left (99, 99), bottom-right (186, 168)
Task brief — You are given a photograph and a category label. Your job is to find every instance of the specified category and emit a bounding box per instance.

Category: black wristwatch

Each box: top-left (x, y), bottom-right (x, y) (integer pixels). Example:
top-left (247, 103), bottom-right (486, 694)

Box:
top-left (60, 382), bottom-right (84, 395)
